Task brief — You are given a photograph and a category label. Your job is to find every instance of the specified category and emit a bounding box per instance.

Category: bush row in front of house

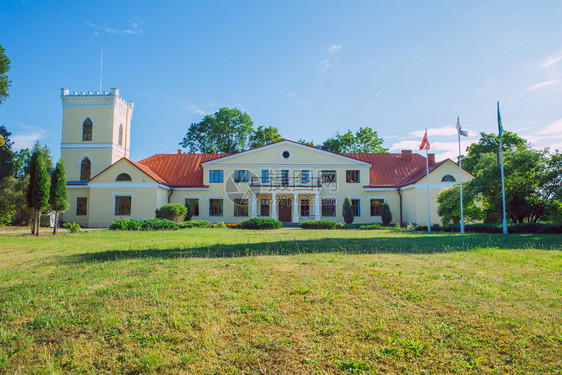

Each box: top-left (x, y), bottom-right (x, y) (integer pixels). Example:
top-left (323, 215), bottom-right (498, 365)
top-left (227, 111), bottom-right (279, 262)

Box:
top-left (240, 217), bottom-right (282, 230)
top-left (300, 220), bottom-right (345, 230)
top-left (110, 218), bottom-right (180, 231)
top-left (413, 222), bottom-right (562, 234)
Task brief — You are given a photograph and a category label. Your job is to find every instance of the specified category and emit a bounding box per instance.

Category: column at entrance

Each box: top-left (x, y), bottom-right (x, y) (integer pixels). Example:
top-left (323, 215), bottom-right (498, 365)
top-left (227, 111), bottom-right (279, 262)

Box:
top-left (313, 193), bottom-right (320, 220)
top-left (251, 192), bottom-right (257, 217)
top-left (292, 193), bottom-right (299, 223)
top-left (271, 192), bottom-right (277, 220)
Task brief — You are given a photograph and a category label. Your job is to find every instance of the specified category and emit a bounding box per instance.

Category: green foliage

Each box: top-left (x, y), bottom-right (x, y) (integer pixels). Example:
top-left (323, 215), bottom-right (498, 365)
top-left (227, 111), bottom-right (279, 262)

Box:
top-left (63, 222), bottom-right (81, 233)
top-left (110, 218), bottom-right (180, 231)
top-left (248, 125), bottom-right (283, 148)
top-left (49, 159), bottom-right (67, 212)
top-left (184, 202), bottom-right (192, 221)
top-left (462, 131), bottom-right (529, 174)
top-left (12, 148), bottom-right (31, 179)
top-left (342, 197), bottom-right (354, 224)
top-left (381, 203), bottom-right (392, 225)
top-left (180, 107), bottom-right (254, 153)
top-left (320, 127), bottom-right (387, 153)
top-left (336, 358), bottom-right (368, 372)
top-left (300, 220), bottom-right (344, 229)
top-left (0, 125), bottom-right (14, 180)
top-left (27, 150), bottom-right (50, 211)
top-left (213, 221), bottom-right (227, 228)
top-left (0, 45), bottom-right (10, 104)
top-left (155, 203), bottom-right (187, 223)
top-left (179, 220), bottom-right (213, 228)
top-left (414, 224), bottom-right (443, 232)
top-left (359, 224), bottom-right (384, 230)
top-left (437, 185), bottom-right (483, 225)
top-left (0, 176), bottom-right (29, 225)
top-left (240, 217), bottom-right (282, 230)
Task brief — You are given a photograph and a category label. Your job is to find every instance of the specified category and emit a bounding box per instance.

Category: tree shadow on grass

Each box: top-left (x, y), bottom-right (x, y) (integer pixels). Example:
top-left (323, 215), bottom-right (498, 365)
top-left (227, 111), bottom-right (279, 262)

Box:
top-left (65, 233), bottom-right (561, 263)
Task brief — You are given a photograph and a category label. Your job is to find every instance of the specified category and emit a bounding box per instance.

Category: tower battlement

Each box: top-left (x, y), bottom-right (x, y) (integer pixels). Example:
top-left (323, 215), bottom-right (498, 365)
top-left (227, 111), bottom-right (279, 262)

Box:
top-left (60, 88), bottom-right (134, 110)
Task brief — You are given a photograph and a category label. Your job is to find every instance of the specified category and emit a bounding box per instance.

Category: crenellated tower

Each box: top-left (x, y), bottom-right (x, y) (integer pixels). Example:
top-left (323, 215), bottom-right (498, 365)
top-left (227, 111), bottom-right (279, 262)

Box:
top-left (60, 88), bottom-right (134, 182)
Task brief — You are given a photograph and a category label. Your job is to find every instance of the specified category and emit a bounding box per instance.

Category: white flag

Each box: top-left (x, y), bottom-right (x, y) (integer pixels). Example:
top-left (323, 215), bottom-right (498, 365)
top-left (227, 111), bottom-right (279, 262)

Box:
top-left (456, 117), bottom-right (468, 137)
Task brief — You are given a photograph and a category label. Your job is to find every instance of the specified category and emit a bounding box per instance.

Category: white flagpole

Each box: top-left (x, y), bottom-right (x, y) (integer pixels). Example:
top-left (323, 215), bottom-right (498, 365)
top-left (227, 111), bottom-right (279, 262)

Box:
top-left (426, 129), bottom-right (431, 232)
top-left (500, 136), bottom-right (507, 234)
top-left (458, 117), bottom-right (465, 234)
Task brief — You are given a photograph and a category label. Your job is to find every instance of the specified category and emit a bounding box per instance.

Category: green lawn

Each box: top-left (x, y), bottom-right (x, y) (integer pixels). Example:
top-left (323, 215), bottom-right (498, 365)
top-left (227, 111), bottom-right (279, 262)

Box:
top-left (1, 229), bottom-right (561, 373)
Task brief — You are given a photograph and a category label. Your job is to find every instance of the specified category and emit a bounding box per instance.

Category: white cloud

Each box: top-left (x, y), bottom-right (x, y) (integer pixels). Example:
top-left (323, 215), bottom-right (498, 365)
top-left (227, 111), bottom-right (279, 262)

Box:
top-left (85, 19), bottom-right (144, 35)
top-left (524, 80), bottom-right (560, 92)
top-left (11, 128), bottom-right (47, 150)
top-left (328, 44), bottom-right (342, 54)
top-left (536, 118), bottom-right (562, 136)
top-left (321, 59), bottom-right (331, 69)
top-left (542, 54), bottom-right (562, 68)
top-left (187, 105), bottom-right (207, 115)
top-left (409, 125), bottom-right (477, 138)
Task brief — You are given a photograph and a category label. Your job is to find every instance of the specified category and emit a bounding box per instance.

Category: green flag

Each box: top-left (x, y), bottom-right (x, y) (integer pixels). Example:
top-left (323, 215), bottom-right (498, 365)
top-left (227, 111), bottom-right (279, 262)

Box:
top-left (497, 101), bottom-right (503, 140)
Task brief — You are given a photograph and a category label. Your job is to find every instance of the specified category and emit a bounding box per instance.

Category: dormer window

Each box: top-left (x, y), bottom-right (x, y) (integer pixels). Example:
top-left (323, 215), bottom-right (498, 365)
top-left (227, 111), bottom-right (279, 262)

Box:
top-left (116, 173), bottom-right (132, 181)
top-left (82, 118), bottom-right (93, 141)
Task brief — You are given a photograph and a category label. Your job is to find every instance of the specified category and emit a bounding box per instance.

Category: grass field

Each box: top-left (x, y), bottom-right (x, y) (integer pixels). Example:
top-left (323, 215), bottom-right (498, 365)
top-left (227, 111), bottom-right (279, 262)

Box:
top-left (1, 228), bottom-right (561, 374)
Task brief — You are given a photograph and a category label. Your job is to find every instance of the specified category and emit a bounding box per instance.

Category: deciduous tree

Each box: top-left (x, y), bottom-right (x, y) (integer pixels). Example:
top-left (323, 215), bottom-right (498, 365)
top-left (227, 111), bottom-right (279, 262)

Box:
top-left (436, 185), bottom-right (483, 225)
top-left (248, 126), bottom-right (283, 148)
top-left (320, 127), bottom-right (387, 153)
top-left (0, 125), bottom-right (14, 180)
top-left (0, 45), bottom-right (11, 104)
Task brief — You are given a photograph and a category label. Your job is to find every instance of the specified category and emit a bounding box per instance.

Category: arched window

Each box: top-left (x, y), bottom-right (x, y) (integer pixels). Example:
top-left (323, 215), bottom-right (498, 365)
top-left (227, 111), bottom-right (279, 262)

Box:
top-left (116, 173), bottom-right (132, 182)
top-left (118, 124), bottom-right (123, 146)
top-left (441, 174), bottom-right (456, 182)
top-left (80, 157), bottom-right (91, 180)
top-left (82, 118), bottom-right (93, 141)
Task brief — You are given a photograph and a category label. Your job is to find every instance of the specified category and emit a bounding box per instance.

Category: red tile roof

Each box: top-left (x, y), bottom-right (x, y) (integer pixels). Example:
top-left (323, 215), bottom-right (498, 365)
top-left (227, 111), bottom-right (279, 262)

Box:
top-left (343, 153), bottom-right (444, 187)
top-left (137, 153), bottom-right (230, 187)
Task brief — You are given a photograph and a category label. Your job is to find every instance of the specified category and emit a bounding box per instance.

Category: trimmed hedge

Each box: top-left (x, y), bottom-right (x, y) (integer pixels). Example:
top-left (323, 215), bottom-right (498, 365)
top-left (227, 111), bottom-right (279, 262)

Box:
top-left (438, 222), bottom-right (562, 234)
top-left (110, 218), bottom-right (179, 231)
top-left (155, 203), bottom-right (187, 223)
top-left (179, 220), bottom-right (213, 228)
top-left (240, 217), bottom-right (282, 230)
top-left (414, 224), bottom-right (443, 232)
top-left (359, 224), bottom-right (385, 230)
top-left (300, 220), bottom-right (345, 230)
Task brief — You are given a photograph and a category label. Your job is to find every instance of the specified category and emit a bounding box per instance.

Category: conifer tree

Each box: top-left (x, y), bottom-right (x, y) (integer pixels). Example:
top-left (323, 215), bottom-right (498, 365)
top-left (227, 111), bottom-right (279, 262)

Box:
top-left (27, 150), bottom-right (50, 235)
top-left (342, 197), bottom-right (354, 224)
top-left (49, 159), bottom-right (67, 235)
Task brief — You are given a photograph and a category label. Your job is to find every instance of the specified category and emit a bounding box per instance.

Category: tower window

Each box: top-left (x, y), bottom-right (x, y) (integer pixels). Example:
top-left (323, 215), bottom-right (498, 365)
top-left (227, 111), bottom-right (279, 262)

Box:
top-left (80, 157), bottom-right (91, 181)
top-left (82, 118), bottom-right (93, 141)
top-left (116, 173), bottom-right (132, 181)
top-left (118, 124), bottom-right (123, 146)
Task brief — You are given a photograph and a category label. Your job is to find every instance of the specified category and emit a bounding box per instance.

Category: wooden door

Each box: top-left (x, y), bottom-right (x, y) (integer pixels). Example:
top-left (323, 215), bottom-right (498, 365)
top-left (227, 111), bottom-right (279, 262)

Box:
top-left (278, 199), bottom-right (292, 222)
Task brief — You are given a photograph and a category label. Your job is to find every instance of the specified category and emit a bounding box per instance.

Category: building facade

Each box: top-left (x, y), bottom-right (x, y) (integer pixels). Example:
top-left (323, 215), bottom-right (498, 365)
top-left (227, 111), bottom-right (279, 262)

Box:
top-left (60, 88), bottom-right (473, 227)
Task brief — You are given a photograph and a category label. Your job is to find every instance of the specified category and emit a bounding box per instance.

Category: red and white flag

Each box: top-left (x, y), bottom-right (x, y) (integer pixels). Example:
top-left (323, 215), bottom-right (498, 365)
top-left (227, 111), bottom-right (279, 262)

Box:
top-left (419, 130), bottom-right (430, 150)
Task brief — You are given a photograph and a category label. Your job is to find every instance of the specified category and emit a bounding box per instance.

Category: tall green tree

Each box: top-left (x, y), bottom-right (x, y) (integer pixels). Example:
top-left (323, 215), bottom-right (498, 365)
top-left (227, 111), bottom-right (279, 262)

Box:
top-left (49, 159), bottom-right (67, 235)
top-left (462, 131), bottom-right (529, 174)
top-left (0, 176), bottom-right (28, 226)
top-left (342, 197), bottom-right (354, 224)
top-left (248, 126), bottom-right (283, 148)
top-left (0, 125), bottom-right (14, 180)
top-left (0, 45), bottom-right (11, 104)
top-left (180, 107), bottom-right (254, 153)
top-left (436, 185), bottom-right (483, 225)
top-left (12, 148), bottom-right (31, 179)
top-left (27, 150), bottom-right (50, 235)
top-left (320, 127), bottom-right (387, 153)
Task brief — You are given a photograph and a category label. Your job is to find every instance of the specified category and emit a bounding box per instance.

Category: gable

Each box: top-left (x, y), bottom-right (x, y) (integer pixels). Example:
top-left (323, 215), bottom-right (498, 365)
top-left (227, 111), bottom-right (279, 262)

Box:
top-left (88, 158), bottom-right (160, 184)
top-left (403, 159), bottom-right (473, 186)
top-left (201, 140), bottom-right (371, 167)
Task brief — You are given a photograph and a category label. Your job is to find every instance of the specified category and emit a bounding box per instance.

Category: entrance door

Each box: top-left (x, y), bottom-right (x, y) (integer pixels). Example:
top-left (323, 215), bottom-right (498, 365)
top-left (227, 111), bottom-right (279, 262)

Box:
top-left (278, 199), bottom-right (292, 222)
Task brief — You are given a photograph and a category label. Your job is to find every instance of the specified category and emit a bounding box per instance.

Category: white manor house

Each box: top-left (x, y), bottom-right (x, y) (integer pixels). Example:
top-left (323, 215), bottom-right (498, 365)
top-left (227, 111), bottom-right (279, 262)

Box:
top-left (59, 88), bottom-right (473, 227)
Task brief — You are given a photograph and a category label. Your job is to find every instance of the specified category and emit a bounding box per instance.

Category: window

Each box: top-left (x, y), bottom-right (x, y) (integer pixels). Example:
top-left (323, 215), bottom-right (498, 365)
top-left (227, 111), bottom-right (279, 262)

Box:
top-left (116, 173), bottom-right (132, 181)
top-left (301, 170), bottom-right (309, 183)
top-left (76, 197), bottom-right (87, 216)
top-left (322, 198), bottom-right (336, 217)
top-left (281, 170), bottom-right (289, 185)
top-left (185, 199), bottom-right (199, 216)
top-left (442, 174), bottom-right (456, 182)
top-left (260, 199), bottom-right (270, 216)
top-left (115, 196), bottom-right (132, 215)
top-left (370, 199), bottom-right (384, 216)
top-left (351, 199), bottom-right (361, 216)
top-left (82, 118), bottom-right (93, 141)
top-left (346, 170), bottom-right (360, 183)
top-left (234, 198), bottom-right (249, 216)
top-left (234, 170), bottom-right (249, 183)
top-left (209, 199), bottom-right (223, 216)
top-left (209, 170), bottom-right (223, 183)
top-left (300, 198), bottom-right (310, 216)
top-left (282, 150), bottom-right (291, 159)
top-left (321, 170), bottom-right (336, 183)
top-left (118, 124), bottom-right (123, 146)
top-left (261, 170), bottom-right (269, 183)
top-left (80, 157), bottom-right (91, 181)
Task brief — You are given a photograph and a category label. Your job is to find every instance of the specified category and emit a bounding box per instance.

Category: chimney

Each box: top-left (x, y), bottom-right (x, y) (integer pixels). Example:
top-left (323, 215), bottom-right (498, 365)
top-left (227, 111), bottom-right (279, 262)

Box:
top-left (177, 150), bottom-right (183, 154)
top-left (428, 153), bottom-right (435, 165)
top-left (401, 150), bottom-right (412, 161)
top-left (110, 88), bottom-right (119, 96)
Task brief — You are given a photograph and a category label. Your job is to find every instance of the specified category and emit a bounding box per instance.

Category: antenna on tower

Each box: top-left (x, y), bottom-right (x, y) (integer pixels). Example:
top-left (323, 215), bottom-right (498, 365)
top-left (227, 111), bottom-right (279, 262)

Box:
top-left (99, 48), bottom-right (103, 93)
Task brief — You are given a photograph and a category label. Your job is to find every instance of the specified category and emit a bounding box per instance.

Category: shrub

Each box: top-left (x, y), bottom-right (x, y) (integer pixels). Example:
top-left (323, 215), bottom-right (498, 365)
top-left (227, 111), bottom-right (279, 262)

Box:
top-left (155, 203), bottom-right (187, 223)
top-left (381, 203), bottom-right (392, 225)
top-left (179, 220), bottom-right (213, 228)
top-left (240, 217), bottom-right (282, 230)
top-left (342, 197), bottom-right (354, 224)
top-left (414, 225), bottom-right (427, 231)
top-left (509, 223), bottom-right (562, 234)
top-left (225, 223), bottom-right (241, 229)
top-left (213, 222), bottom-right (227, 228)
top-left (359, 224), bottom-right (384, 230)
top-left (300, 220), bottom-right (340, 230)
top-left (63, 222), bottom-right (81, 233)
top-left (110, 218), bottom-right (179, 231)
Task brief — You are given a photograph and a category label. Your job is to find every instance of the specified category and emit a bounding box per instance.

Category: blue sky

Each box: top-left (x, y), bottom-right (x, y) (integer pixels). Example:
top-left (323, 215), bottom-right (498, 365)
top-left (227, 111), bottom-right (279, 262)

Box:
top-left (1, 0), bottom-right (561, 161)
